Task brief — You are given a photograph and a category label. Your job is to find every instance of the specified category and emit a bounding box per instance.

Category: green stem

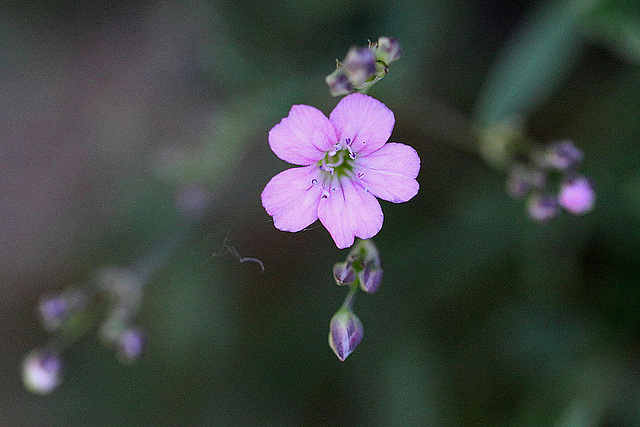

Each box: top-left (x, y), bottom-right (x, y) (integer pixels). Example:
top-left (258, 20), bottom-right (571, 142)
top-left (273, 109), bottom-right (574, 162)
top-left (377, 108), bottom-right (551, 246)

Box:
top-left (49, 299), bottom-right (107, 351)
top-left (128, 217), bottom-right (200, 285)
top-left (341, 280), bottom-right (359, 311)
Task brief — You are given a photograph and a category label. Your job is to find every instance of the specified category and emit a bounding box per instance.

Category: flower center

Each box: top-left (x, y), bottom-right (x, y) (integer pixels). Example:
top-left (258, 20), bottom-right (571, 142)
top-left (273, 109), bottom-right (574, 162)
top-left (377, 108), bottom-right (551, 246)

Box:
top-left (318, 137), bottom-right (357, 178)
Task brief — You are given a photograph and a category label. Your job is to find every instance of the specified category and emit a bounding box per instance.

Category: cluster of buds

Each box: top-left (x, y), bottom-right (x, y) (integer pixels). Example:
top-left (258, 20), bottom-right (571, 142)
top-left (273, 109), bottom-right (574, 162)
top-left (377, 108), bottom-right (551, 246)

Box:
top-left (22, 267), bottom-right (147, 394)
top-left (328, 239), bottom-right (383, 361)
top-left (22, 185), bottom-right (211, 394)
top-left (506, 140), bottom-right (595, 222)
top-left (326, 37), bottom-right (402, 97)
top-left (95, 267), bottom-right (147, 364)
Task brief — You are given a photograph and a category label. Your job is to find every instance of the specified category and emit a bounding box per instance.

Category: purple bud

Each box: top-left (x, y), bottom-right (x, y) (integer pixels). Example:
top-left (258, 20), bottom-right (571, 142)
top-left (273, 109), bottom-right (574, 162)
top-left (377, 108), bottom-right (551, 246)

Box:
top-left (359, 267), bottom-right (383, 294)
top-left (38, 296), bottom-right (68, 331)
top-left (558, 176), bottom-right (595, 215)
top-left (352, 239), bottom-right (381, 269)
top-left (342, 46), bottom-right (377, 87)
top-left (116, 327), bottom-right (146, 364)
top-left (527, 193), bottom-right (559, 223)
top-left (22, 349), bottom-right (62, 394)
top-left (375, 37), bottom-right (402, 65)
top-left (537, 140), bottom-right (584, 171)
top-left (506, 173), bottom-right (530, 199)
top-left (333, 262), bottom-right (356, 285)
top-left (506, 164), bottom-right (545, 199)
top-left (325, 69), bottom-right (354, 97)
top-left (328, 309), bottom-right (363, 362)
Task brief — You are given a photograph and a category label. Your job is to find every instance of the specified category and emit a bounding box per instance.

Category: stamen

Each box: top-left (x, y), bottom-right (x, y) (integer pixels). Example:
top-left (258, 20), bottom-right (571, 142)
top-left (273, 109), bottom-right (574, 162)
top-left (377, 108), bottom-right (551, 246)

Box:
top-left (320, 158), bottom-right (335, 173)
top-left (319, 171), bottom-right (339, 200)
top-left (347, 145), bottom-right (357, 160)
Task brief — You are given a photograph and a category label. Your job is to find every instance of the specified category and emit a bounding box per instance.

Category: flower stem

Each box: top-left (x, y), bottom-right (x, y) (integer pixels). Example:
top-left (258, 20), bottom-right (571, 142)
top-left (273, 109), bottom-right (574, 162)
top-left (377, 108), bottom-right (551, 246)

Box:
top-left (341, 280), bottom-right (359, 311)
top-left (128, 217), bottom-right (199, 285)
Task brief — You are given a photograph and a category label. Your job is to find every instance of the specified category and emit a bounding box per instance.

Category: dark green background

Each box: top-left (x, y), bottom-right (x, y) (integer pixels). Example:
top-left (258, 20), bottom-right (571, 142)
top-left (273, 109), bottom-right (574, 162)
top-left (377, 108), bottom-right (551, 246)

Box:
top-left (2, 0), bottom-right (640, 425)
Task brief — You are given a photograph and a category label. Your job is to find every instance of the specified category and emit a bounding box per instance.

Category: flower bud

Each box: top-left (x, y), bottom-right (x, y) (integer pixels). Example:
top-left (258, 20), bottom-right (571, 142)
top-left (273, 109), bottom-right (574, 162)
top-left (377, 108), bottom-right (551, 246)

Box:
top-left (352, 238), bottom-right (381, 269)
top-left (506, 163), bottom-right (545, 199)
top-left (359, 267), bottom-right (383, 294)
top-left (38, 295), bottom-right (68, 331)
top-left (527, 193), bottom-right (559, 223)
top-left (328, 309), bottom-right (363, 362)
top-left (325, 68), bottom-right (354, 97)
top-left (536, 140), bottom-right (583, 171)
top-left (558, 176), bottom-right (595, 215)
top-left (333, 262), bottom-right (356, 285)
top-left (22, 349), bottom-right (62, 394)
top-left (342, 46), bottom-right (377, 87)
top-left (116, 327), bottom-right (146, 364)
top-left (375, 37), bottom-right (402, 65)
top-left (506, 171), bottom-right (529, 200)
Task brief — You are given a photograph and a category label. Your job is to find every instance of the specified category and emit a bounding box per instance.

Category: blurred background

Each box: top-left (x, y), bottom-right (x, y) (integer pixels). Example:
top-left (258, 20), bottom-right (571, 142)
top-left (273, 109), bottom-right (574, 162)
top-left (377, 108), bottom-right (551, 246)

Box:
top-left (2, 0), bottom-right (640, 425)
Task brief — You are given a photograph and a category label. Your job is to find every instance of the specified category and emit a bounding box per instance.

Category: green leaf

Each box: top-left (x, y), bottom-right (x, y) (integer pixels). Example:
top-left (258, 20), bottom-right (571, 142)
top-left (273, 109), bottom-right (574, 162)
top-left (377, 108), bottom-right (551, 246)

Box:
top-left (582, 0), bottom-right (640, 65)
top-left (475, 0), bottom-right (586, 126)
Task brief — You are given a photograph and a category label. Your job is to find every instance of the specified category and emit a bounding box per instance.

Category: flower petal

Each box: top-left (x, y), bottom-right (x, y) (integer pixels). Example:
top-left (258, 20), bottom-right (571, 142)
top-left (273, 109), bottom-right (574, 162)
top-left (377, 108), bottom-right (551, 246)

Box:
top-left (329, 93), bottom-right (394, 157)
top-left (318, 177), bottom-right (383, 249)
top-left (353, 142), bottom-right (420, 203)
top-left (261, 165), bottom-right (323, 232)
top-left (269, 105), bottom-right (337, 166)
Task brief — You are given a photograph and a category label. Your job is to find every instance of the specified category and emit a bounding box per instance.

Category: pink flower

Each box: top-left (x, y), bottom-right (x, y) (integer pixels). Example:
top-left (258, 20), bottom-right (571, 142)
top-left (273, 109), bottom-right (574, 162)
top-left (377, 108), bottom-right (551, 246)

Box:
top-left (261, 93), bottom-right (420, 249)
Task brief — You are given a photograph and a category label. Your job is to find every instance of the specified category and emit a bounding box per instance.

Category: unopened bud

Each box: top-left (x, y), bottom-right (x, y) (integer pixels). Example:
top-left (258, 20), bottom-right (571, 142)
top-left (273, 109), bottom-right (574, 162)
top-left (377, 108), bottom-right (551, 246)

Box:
top-left (342, 46), bottom-right (377, 87)
top-left (375, 37), bottom-right (402, 65)
top-left (328, 309), bottom-right (363, 362)
top-left (333, 262), bottom-right (356, 285)
top-left (38, 296), bottom-right (68, 331)
top-left (359, 267), bottom-right (383, 294)
top-left (325, 68), bottom-right (354, 97)
top-left (352, 238), bottom-right (381, 269)
top-left (506, 164), bottom-right (545, 199)
top-left (116, 327), bottom-right (146, 364)
top-left (22, 349), bottom-right (62, 394)
top-left (536, 140), bottom-right (583, 171)
top-left (527, 193), bottom-right (559, 223)
top-left (558, 176), bottom-right (595, 215)
top-left (506, 173), bottom-right (530, 199)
